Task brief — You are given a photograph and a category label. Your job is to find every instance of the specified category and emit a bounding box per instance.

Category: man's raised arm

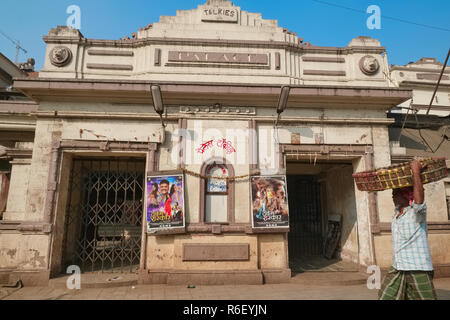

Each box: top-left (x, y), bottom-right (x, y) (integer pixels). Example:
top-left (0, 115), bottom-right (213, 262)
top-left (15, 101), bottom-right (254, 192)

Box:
top-left (411, 160), bottom-right (424, 205)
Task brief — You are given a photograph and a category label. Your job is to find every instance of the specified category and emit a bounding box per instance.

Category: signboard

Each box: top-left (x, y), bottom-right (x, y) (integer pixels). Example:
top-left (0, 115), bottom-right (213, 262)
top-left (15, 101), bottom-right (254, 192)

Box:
top-left (146, 174), bottom-right (185, 232)
top-left (251, 176), bottom-right (289, 228)
top-left (201, 6), bottom-right (239, 23)
top-left (168, 51), bottom-right (269, 65)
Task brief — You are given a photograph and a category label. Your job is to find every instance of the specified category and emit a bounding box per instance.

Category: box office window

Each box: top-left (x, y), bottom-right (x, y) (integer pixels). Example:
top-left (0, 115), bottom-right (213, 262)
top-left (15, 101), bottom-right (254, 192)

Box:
top-left (205, 163), bottom-right (228, 223)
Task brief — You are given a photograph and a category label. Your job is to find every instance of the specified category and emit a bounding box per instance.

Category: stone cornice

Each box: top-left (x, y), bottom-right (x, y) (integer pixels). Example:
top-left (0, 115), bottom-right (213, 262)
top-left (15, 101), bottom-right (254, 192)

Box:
top-left (43, 35), bottom-right (386, 55)
top-left (390, 66), bottom-right (450, 74)
top-left (13, 78), bottom-right (412, 108)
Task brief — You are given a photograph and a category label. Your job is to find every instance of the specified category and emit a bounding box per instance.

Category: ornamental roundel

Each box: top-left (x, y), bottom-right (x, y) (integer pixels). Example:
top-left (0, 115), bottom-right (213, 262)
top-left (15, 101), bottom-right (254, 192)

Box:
top-left (49, 46), bottom-right (73, 67)
top-left (359, 55), bottom-right (380, 76)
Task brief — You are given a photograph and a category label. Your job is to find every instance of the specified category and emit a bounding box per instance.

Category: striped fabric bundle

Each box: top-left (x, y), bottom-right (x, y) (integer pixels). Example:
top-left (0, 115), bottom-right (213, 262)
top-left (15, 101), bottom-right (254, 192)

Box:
top-left (353, 157), bottom-right (448, 192)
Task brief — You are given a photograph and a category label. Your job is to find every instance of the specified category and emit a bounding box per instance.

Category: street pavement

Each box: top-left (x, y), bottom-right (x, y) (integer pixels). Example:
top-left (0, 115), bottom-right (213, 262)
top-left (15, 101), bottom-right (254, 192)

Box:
top-left (2, 277), bottom-right (450, 300)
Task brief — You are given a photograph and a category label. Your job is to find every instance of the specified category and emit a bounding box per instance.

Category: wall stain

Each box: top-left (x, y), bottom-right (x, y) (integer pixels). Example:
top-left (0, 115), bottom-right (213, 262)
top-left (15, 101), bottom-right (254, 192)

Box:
top-left (29, 249), bottom-right (46, 268)
top-left (6, 249), bottom-right (16, 259)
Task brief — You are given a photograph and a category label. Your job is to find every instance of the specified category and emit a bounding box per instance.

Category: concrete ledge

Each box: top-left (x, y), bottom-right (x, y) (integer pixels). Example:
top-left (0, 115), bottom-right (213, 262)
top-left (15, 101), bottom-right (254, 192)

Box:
top-left (49, 272), bottom-right (138, 289)
top-left (138, 269), bottom-right (168, 285)
top-left (9, 270), bottom-right (50, 287)
top-left (262, 268), bottom-right (291, 284)
top-left (139, 269), bottom-right (263, 285)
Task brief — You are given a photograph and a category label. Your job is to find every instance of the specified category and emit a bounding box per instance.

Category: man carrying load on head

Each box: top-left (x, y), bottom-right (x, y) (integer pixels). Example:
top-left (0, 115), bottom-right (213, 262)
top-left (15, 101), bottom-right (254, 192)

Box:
top-left (378, 160), bottom-right (437, 300)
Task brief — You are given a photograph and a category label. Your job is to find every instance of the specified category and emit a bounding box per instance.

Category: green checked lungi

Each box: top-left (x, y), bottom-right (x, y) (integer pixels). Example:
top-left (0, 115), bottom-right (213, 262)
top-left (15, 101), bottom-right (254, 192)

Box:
top-left (378, 266), bottom-right (437, 300)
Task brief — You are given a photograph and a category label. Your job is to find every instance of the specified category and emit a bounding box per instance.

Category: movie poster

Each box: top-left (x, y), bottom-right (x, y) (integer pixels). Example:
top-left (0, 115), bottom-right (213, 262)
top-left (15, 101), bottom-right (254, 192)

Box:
top-left (251, 176), bottom-right (289, 228)
top-left (146, 174), bottom-right (185, 232)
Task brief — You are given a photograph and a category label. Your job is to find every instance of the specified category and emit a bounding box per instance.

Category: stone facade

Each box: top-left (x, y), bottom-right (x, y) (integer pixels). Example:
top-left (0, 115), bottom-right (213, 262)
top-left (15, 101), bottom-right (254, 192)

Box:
top-left (1, 0), bottom-right (449, 286)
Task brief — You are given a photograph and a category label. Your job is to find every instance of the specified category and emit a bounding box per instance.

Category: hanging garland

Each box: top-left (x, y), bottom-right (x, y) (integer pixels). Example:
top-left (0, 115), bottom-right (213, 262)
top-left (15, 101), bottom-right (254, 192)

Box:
top-left (181, 168), bottom-right (260, 181)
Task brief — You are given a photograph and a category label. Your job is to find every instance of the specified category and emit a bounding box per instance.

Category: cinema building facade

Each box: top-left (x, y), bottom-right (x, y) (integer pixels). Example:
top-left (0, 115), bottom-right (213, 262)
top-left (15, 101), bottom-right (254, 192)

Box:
top-left (1, 0), bottom-right (449, 286)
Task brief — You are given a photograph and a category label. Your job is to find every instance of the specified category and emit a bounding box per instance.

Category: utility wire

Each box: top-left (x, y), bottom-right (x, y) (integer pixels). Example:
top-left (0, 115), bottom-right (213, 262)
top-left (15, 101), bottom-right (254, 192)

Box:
top-left (309, 0), bottom-right (450, 32)
top-left (426, 49), bottom-right (450, 115)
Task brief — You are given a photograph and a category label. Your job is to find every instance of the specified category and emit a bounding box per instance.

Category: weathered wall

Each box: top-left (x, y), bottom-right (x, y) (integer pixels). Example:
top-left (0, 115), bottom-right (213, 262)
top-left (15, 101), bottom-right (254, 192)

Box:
top-left (3, 159), bottom-right (31, 221)
top-left (184, 119), bottom-right (251, 224)
top-left (146, 234), bottom-right (259, 270)
top-left (375, 233), bottom-right (450, 268)
top-left (423, 181), bottom-right (448, 222)
top-left (0, 233), bottom-right (49, 270)
top-left (259, 234), bottom-right (287, 269)
top-left (25, 119), bottom-right (62, 222)
top-left (325, 165), bottom-right (359, 264)
top-left (353, 157), bottom-right (374, 266)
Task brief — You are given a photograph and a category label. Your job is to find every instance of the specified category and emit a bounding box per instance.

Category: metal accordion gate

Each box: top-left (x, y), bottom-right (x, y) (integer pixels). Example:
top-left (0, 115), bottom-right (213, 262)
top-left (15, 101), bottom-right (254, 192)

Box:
top-left (62, 158), bottom-right (145, 273)
top-left (287, 175), bottom-right (324, 261)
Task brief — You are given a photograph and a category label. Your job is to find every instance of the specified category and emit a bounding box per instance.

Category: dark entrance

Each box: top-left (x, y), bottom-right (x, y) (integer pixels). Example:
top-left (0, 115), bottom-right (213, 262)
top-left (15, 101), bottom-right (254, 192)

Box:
top-left (62, 158), bottom-right (145, 273)
top-left (287, 175), bottom-right (324, 267)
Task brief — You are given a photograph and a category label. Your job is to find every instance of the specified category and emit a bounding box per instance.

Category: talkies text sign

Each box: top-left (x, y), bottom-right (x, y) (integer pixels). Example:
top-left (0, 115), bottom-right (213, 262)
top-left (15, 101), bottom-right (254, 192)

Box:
top-left (201, 6), bottom-right (239, 23)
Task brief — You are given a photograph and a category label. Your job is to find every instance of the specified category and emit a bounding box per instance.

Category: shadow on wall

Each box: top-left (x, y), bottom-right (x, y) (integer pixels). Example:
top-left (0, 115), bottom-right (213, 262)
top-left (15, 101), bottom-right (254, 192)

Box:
top-left (324, 164), bottom-right (359, 264)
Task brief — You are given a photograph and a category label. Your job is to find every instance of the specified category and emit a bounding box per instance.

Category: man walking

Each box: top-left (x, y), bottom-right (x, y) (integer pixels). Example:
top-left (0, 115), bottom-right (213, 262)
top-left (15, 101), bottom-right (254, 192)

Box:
top-left (378, 160), bottom-right (437, 300)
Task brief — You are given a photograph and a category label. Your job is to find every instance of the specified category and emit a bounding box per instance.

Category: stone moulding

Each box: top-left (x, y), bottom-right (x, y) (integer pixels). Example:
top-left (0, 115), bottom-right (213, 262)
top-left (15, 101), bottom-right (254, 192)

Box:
top-left (303, 70), bottom-right (346, 76)
top-left (87, 49), bottom-right (134, 56)
top-left (49, 46), bottom-right (72, 67)
top-left (373, 222), bottom-right (450, 234)
top-left (416, 73), bottom-right (450, 81)
top-left (138, 268), bottom-right (291, 285)
top-left (14, 79), bottom-right (413, 108)
top-left (42, 36), bottom-right (386, 55)
top-left (182, 243), bottom-right (249, 261)
top-left (302, 56), bottom-right (346, 63)
top-left (86, 63), bottom-right (134, 71)
top-left (359, 55), bottom-right (380, 76)
top-left (0, 221), bottom-right (52, 234)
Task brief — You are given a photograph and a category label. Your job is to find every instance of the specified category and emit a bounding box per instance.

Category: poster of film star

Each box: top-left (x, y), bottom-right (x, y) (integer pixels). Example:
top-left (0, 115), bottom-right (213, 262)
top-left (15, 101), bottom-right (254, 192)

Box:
top-left (147, 174), bottom-right (185, 232)
top-left (251, 176), bottom-right (289, 228)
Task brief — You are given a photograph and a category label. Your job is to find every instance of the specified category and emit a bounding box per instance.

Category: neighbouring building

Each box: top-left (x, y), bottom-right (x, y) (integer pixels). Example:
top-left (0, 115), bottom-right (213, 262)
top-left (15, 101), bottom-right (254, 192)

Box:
top-left (0, 0), bottom-right (449, 286)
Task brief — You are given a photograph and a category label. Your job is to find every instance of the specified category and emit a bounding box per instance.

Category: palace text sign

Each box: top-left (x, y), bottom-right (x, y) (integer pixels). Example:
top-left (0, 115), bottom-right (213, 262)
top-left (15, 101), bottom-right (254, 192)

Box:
top-left (168, 51), bottom-right (268, 65)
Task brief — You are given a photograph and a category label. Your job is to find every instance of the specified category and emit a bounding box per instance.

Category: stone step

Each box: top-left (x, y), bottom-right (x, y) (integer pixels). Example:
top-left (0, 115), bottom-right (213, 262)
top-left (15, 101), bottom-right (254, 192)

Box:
top-left (290, 271), bottom-right (368, 286)
top-left (0, 273), bottom-right (9, 285)
top-left (49, 272), bottom-right (138, 289)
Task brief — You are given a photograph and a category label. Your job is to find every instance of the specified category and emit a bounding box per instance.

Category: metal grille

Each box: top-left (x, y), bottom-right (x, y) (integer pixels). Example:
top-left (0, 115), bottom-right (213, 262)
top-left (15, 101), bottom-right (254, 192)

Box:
top-left (62, 158), bottom-right (145, 273)
top-left (287, 175), bottom-right (323, 260)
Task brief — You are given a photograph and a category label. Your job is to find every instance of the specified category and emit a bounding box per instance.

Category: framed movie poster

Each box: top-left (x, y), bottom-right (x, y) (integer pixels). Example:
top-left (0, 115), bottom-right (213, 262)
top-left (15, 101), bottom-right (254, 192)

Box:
top-left (251, 175), bottom-right (289, 228)
top-left (146, 173), bottom-right (185, 232)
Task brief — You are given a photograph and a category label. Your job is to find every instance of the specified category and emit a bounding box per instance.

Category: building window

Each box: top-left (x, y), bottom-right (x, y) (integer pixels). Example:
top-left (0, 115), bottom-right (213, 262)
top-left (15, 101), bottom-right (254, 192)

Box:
top-left (205, 163), bottom-right (229, 223)
top-left (200, 159), bottom-right (235, 225)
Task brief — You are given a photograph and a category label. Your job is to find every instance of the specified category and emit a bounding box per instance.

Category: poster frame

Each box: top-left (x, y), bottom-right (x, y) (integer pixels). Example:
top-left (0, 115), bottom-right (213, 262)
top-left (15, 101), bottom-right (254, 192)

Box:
top-left (146, 170), bottom-right (186, 233)
top-left (250, 175), bottom-right (290, 229)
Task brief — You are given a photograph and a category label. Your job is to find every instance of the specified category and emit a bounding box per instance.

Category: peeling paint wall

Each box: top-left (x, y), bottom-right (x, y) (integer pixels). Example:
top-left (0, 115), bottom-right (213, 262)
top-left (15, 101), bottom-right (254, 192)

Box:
top-left (0, 234), bottom-right (49, 270)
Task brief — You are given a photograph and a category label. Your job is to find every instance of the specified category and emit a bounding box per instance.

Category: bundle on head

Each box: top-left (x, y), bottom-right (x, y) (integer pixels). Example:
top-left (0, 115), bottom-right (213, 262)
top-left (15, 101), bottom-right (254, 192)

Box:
top-left (352, 157), bottom-right (448, 192)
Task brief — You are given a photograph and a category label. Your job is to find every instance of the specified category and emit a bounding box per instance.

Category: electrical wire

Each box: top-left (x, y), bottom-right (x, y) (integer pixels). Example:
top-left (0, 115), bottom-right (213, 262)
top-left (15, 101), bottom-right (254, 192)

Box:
top-left (309, 0), bottom-right (450, 32)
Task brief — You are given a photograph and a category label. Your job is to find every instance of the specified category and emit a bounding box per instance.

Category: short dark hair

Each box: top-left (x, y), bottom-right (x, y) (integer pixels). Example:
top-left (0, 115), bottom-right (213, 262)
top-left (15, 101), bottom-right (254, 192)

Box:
top-left (160, 179), bottom-right (170, 186)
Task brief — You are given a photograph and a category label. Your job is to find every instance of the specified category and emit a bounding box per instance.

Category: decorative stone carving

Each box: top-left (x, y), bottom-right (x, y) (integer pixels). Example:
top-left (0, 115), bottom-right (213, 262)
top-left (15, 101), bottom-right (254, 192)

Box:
top-left (49, 46), bottom-right (72, 67)
top-left (359, 55), bottom-right (380, 76)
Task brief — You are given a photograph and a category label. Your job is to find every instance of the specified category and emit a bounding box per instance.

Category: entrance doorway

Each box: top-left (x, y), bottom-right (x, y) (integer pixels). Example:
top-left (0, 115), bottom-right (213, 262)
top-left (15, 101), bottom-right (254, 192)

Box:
top-left (286, 160), bottom-right (361, 273)
top-left (287, 175), bottom-right (324, 267)
top-left (62, 158), bottom-right (145, 273)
